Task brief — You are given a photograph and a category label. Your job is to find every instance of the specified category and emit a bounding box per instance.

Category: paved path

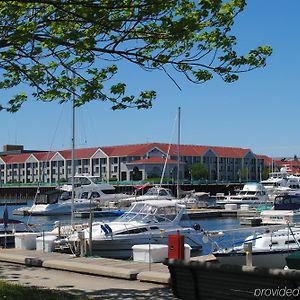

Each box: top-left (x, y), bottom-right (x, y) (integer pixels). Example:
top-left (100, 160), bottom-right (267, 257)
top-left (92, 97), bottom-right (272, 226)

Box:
top-left (0, 261), bottom-right (177, 299)
top-left (0, 248), bottom-right (215, 299)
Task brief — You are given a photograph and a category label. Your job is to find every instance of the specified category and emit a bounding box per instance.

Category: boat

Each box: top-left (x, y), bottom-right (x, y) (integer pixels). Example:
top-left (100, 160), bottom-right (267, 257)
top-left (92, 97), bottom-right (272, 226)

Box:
top-left (175, 192), bottom-right (210, 209)
top-left (213, 225), bottom-right (300, 269)
top-left (260, 171), bottom-right (300, 201)
top-left (0, 205), bottom-right (36, 247)
top-left (13, 174), bottom-right (130, 216)
top-left (54, 199), bottom-right (203, 258)
top-left (215, 182), bottom-right (269, 208)
top-left (118, 186), bottom-right (175, 206)
top-left (260, 193), bottom-right (300, 225)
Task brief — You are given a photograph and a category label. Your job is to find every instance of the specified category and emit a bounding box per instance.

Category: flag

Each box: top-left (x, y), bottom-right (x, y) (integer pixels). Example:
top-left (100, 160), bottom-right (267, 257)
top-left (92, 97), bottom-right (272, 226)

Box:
top-left (3, 204), bottom-right (8, 232)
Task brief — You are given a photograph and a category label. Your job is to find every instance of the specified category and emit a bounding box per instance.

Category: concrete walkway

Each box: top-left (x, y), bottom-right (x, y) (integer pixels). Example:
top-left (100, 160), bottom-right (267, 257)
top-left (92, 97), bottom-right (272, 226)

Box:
top-left (0, 248), bottom-right (171, 284)
top-left (0, 261), bottom-right (177, 299)
top-left (0, 248), bottom-right (216, 299)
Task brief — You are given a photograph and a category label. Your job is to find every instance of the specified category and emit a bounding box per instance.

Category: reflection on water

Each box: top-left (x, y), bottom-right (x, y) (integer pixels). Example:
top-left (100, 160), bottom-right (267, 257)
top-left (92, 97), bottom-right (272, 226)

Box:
top-left (0, 198), bottom-right (259, 255)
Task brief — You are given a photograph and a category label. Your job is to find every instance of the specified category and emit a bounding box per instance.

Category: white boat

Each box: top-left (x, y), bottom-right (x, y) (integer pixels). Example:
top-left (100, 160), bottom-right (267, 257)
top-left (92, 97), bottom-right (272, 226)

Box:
top-left (175, 192), bottom-right (210, 209)
top-left (54, 199), bottom-right (203, 258)
top-left (260, 171), bottom-right (300, 201)
top-left (213, 225), bottom-right (300, 268)
top-left (215, 182), bottom-right (269, 208)
top-left (261, 193), bottom-right (300, 225)
top-left (13, 174), bottom-right (130, 216)
top-left (118, 186), bottom-right (175, 206)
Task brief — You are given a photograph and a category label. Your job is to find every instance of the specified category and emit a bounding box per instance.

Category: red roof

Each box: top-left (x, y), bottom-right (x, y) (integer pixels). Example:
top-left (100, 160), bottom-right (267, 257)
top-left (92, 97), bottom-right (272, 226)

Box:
top-left (101, 143), bottom-right (156, 157)
top-left (101, 143), bottom-right (210, 157)
top-left (0, 142), bottom-right (264, 163)
top-left (1, 153), bottom-right (31, 163)
top-left (33, 152), bottom-right (56, 161)
top-left (157, 144), bottom-right (209, 156)
top-left (58, 147), bottom-right (99, 160)
top-left (127, 157), bottom-right (182, 165)
top-left (211, 146), bottom-right (250, 158)
top-left (256, 155), bottom-right (273, 166)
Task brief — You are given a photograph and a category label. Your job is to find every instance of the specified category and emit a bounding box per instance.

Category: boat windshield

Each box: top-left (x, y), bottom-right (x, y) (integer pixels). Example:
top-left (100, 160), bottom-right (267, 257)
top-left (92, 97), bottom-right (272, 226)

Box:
top-left (66, 177), bottom-right (91, 185)
top-left (275, 195), bottom-right (300, 205)
top-left (115, 202), bottom-right (180, 223)
top-left (145, 188), bottom-right (172, 196)
top-left (90, 177), bottom-right (106, 184)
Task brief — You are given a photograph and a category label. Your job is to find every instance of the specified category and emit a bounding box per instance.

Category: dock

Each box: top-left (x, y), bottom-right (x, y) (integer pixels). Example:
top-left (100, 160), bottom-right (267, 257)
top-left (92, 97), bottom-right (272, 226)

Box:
top-left (0, 248), bottom-right (216, 285)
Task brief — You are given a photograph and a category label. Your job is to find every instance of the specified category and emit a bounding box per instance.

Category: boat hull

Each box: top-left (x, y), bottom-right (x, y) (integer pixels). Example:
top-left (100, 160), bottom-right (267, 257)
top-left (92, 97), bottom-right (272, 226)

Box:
top-left (28, 202), bottom-right (97, 216)
top-left (89, 232), bottom-right (202, 259)
top-left (57, 228), bottom-right (203, 259)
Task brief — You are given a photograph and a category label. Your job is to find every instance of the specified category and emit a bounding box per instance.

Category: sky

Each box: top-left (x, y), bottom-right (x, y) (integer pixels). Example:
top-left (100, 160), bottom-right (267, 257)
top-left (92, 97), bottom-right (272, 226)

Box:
top-left (1, 1), bottom-right (300, 158)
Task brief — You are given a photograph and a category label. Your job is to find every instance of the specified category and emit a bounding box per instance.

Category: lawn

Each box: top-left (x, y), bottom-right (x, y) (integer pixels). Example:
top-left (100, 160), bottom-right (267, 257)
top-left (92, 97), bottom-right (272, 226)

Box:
top-left (0, 281), bottom-right (86, 300)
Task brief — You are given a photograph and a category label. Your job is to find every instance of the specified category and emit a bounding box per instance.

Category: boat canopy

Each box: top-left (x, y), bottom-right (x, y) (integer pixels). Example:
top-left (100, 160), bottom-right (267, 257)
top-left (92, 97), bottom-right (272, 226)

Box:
top-left (115, 200), bottom-right (184, 223)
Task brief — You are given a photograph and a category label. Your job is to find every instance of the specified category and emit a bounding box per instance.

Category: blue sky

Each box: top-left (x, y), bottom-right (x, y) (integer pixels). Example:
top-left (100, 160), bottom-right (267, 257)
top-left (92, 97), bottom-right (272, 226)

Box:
top-left (1, 1), bottom-right (299, 157)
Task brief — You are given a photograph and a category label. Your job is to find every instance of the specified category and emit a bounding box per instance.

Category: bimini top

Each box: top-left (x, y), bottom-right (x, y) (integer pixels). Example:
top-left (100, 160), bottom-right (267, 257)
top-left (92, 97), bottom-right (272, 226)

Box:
top-left (115, 199), bottom-right (185, 224)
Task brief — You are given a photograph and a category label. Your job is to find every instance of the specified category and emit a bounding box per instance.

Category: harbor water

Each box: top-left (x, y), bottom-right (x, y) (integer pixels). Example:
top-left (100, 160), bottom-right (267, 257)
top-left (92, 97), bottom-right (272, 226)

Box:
top-left (0, 199), bottom-right (259, 256)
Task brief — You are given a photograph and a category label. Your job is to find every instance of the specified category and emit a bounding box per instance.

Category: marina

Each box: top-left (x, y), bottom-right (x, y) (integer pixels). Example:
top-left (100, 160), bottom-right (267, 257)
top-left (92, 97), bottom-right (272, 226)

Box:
top-left (0, 1), bottom-right (298, 299)
top-left (0, 181), bottom-right (299, 299)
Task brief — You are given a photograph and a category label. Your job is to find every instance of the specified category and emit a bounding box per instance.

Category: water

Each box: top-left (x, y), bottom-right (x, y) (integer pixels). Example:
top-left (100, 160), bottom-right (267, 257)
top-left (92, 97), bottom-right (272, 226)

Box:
top-left (0, 199), bottom-right (259, 255)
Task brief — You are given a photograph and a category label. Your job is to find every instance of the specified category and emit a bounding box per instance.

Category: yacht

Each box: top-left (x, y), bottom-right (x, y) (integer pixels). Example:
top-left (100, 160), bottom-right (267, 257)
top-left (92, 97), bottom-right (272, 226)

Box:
top-left (13, 174), bottom-right (130, 216)
top-left (261, 193), bottom-right (300, 225)
top-left (260, 171), bottom-right (300, 201)
top-left (175, 192), bottom-right (210, 209)
top-left (215, 182), bottom-right (269, 208)
top-left (213, 225), bottom-right (300, 269)
top-left (118, 186), bottom-right (175, 206)
top-left (54, 199), bottom-right (203, 258)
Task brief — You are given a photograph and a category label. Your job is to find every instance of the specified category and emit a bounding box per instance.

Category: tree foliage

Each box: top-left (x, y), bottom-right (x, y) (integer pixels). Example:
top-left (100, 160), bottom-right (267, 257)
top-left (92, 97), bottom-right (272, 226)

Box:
top-left (189, 162), bottom-right (208, 180)
top-left (0, 0), bottom-right (272, 112)
top-left (261, 167), bottom-right (270, 181)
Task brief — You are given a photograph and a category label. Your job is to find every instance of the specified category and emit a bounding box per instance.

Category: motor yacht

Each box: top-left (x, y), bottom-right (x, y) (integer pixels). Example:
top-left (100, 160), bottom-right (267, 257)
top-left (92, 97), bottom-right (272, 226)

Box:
top-left (54, 199), bottom-right (203, 258)
top-left (215, 182), bottom-right (269, 208)
top-left (13, 174), bottom-right (130, 216)
top-left (260, 171), bottom-right (300, 201)
top-left (213, 225), bottom-right (300, 269)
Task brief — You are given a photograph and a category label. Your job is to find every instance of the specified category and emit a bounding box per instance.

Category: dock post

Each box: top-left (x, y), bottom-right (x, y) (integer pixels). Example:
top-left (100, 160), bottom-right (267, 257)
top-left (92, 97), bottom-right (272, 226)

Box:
top-left (78, 231), bottom-right (86, 257)
top-left (54, 221), bottom-right (61, 238)
top-left (244, 242), bottom-right (253, 266)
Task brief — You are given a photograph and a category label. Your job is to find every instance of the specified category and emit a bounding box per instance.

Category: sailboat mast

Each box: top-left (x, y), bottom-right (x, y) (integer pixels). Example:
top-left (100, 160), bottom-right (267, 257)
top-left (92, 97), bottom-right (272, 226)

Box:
top-left (177, 107), bottom-right (181, 198)
top-left (71, 75), bottom-right (76, 228)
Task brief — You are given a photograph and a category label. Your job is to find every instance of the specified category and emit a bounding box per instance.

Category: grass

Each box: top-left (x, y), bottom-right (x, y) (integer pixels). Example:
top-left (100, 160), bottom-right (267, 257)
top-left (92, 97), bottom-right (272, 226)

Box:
top-left (0, 281), bottom-right (87, 300)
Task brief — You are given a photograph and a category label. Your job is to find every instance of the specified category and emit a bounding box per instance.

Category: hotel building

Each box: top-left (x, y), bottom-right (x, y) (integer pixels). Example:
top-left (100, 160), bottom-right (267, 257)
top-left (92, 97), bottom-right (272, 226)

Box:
top-left (0, 143), bottom-right (267, 184)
